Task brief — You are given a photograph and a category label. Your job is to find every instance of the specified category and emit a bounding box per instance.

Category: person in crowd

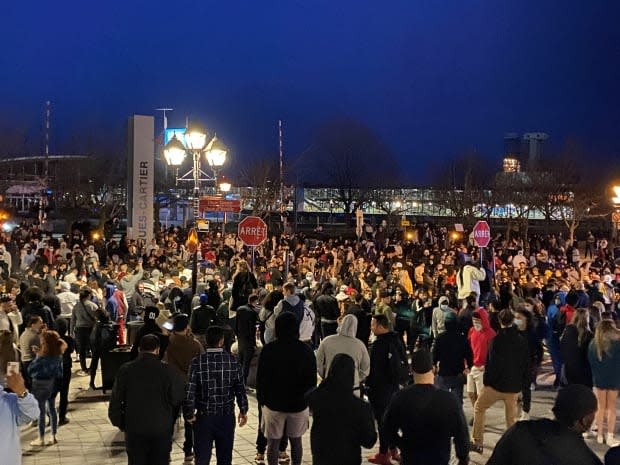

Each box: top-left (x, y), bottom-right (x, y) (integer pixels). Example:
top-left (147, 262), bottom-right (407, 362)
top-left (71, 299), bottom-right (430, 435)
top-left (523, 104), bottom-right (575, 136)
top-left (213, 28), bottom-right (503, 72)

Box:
top-left (0, 372), bottom-right (40, 465)
top-left (109, 334), bottom-right (185, 465)
top-left (71, 287), bottom-right (98, 375)
top-left (431, 311), bottom-right (473, 405)
top-left (28, 330), bottom-right (66, 446)
top-left (456, 259), bottom-right (486, 307)
top-left (20, 286), bottom-right (55, 331)
top-left (19, 315), bottom-right (45, 389)
top-left (487, 384), bottom-right (602, 465)
top-left (546, 291), bottom-right (566, 387)
top-left (54, 318), bottom-right (75, 425)
top-left (235, 294), bottom-right (260, 386)
top-left (561, 307), bottom-right (594, 387)
top-left (190, 293), bottom-right (218, 348)
top-left (383, 349), bottom-right (469, 465)
top-left (256, 312), bottom-right (317, 465)
top-left (57, 281), bottom-right (78, 317)
top-left (466, 308), bottom-right (495, 413)
top-left (588, 319), bottom-right (620, 446)
top-left (316, 314), bottom-right (370, 393)
top-left (307, 353), bottom-right (377, 465)
top-left (263, 282), bottom-right (304, 344)
top-left (89, 305), bottom-right (112, 390)
top-left (184, 325), bottom-right (248, 465)
top-left (230, 260), bottom-right (258, 319)
top-left (130, 305), bottom-right (169, 359)
top-left (165, 313), bottom-right (204, 461)
top-left (431, 295), bottom-right (456, 339)
top-left (366, 313), bottom-right (406, 465)
top-left (513, 305), bottom-right (543, 420)
top-left (313, 282), bottom-right (340, 338)
top-left (471, 309), bottom-right (529, 454)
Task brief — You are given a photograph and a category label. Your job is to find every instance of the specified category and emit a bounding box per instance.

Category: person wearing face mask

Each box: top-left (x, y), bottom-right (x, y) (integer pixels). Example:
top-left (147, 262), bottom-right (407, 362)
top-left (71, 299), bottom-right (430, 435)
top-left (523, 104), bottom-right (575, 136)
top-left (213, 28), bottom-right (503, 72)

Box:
top-left (431, 296), bottom-right (456, 339)
top-left (514, 306), bottom-right (542, 421)
top-left (487, 384), bottom-right (602, 465)
top-left (466, 309), bottom-right (495, 415)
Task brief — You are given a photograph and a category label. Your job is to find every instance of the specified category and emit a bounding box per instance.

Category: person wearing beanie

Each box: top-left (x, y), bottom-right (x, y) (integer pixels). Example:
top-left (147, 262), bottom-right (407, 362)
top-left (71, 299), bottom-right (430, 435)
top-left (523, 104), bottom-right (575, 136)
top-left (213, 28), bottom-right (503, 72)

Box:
top-left (487, 384), bottom-right (602, 465)
top-left (383, 349), bottom-right (469, 465)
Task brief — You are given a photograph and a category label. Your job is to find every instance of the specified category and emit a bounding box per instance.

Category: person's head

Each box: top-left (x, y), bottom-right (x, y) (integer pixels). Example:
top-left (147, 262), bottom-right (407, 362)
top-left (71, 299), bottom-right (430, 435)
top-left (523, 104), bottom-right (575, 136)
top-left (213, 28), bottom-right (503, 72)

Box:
top-left (438, 295), bottom-right (450, 310)
top-left (205, 326), bottom-right (225, 348)
top-left (337, 314), bottom-right (358, 338)
top-left (143, 305), bottom-right (160, 322)
top-left (275, 311), bottom-right (299, 341)
top-left (27, 315), bottom-right (44, 332)
top-left (472, 310), bottom-right (484, 331)
top-left (513, 307), bottom-right (531, 331)
top-left (411, 348), bottom-right (433, 384)
top-left (593, 319), bottom-right (620, 361)
top-left (552, 384), bottom-right (597, 433)
top-left (282, 282), bottom-right (295, 297)
top-left (23, 286), bottom-right (43, 304)
top-left (322, 353), bottom-right (355, 394)
top-left (39, 330), bottom-right (67, 356)
top-left (572, 308), bottom-right (591, 346)
top-left (172, 313), bottom-right (190, 334)
top-left (371, 313), bottom-right (390, 336)
top-left (79, 287), bottom-right (93, 301)
top-left (139, 334), bottom-right (160, 355)
top-left (498, 308), bottom-right (514, 328)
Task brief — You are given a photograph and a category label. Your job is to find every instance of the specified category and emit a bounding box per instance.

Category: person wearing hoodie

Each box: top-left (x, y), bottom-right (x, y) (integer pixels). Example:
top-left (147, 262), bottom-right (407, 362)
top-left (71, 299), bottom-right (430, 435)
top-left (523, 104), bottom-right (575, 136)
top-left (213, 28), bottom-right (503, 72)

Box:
top-left (131, 306), bottom-right (169, 360)
top-left (262, 282), bottom-right (303, 344)
top-left (471, 309), bottom-right (529, 454)
top-left (431, 295), bottom-right (456, 339)
top-left (257, 312), bottom-right (317, 465)
top-left (366, 313), bottom-right (406, 465)
top-left (104, 283), bottom-right (128, 345)
top-left (431, 312), bottom-right (473, 405)
top-left (466, 308), bottom-right (495, 411)
top-left (307, 353), bottom-right (377, 465)
top-left (316, 314), bottom-right (370, 393)
top-left (547, 291), bottom-right (567, 387)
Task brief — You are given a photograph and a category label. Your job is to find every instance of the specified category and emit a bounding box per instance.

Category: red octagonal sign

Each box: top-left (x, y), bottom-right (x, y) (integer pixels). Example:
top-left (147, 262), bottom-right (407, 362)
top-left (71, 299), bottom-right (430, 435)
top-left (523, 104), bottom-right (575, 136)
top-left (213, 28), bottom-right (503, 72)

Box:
top-left (238, 216), bottom-right (268, 247)
top-left (472, 220), bottom-right (491, 248)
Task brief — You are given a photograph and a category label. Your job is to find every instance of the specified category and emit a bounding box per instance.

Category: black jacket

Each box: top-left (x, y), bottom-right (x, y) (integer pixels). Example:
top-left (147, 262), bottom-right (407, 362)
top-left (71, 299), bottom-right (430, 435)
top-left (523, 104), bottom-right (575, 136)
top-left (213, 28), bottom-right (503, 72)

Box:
top-left (307, 354), bottom-right (376, 465)
top-left (313, 294), bottom-right (340, 321)
top-left (484, 326), bottom-right (529, 393)
top-left (431, 323), bottom-right (473, 377)
top-left (345, 304), bottom-right (371, 345)
top-left (487, 419), bottom-right (602, 465)
top-left (235, 304), bottom-right (258, 347)
top-left (257, 333), bottom-right (316, 412)
top-left (383, 384), bottom-right (469, 465)
top-left (108, 353), bottom-right (185, 435)
top-left (560, 325), bottom-right (593, 387)
top-left (366, 331), bottom-right (405, 399)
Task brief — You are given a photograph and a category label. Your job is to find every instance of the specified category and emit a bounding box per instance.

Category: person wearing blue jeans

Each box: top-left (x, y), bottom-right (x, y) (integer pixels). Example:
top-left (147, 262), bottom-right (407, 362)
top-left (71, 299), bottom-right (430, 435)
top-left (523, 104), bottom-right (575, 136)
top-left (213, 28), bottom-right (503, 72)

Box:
top-left (184, 326), bottom-right (249, 465)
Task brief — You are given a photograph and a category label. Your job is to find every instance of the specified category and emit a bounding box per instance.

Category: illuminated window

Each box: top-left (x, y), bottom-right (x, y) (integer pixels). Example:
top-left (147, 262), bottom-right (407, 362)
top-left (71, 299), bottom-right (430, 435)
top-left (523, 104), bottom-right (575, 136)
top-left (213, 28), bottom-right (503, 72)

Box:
top-left (503, 157), bottom-right (520, 173)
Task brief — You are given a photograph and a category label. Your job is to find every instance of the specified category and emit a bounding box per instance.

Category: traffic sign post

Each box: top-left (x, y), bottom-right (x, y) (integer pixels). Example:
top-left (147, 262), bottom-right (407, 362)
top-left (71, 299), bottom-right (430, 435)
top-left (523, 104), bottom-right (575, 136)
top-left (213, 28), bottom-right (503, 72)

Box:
top-left (472, 220), bottom-right (491, 248)
top-left (238, 216), bottom-right (268, 247)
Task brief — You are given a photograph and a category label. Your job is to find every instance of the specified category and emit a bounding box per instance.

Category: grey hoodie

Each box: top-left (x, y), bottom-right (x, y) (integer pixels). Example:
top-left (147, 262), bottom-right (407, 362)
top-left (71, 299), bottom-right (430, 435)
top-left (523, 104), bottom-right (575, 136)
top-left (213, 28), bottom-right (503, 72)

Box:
top-left (263, 294), bottom-right (301, 344)
top-left (316, 314), bottom-right (370, 390)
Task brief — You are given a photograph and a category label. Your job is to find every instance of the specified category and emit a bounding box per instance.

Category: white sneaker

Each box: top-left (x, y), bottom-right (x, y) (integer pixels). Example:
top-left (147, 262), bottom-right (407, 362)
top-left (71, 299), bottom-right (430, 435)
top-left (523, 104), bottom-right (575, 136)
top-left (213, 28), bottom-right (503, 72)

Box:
top-left (30, 437), bottom-right (45, 447)
top-left (45, 436), bottom-right (57, 445)
top-left (607, 433), bottom-right (620, 447)
top-left (519, 412), bottom-right (530, 421)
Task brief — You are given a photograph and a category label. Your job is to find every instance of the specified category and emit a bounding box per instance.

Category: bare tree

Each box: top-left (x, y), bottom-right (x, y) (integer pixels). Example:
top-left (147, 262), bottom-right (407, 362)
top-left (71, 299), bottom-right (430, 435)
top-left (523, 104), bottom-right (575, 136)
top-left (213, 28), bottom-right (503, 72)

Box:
top-left (238, 159), bottom-right (280, 219)
top-left (303, 118), bottom-right (401, 216)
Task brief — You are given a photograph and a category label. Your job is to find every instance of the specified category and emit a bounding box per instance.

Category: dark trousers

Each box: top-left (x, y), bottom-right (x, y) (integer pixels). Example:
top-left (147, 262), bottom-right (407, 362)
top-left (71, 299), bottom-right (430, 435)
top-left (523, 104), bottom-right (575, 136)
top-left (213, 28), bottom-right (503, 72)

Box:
top-left (75, 327), bottom-right (92, 372)
top-left (125, 430), bottom-right (172, 465)
top-left (370, 389), bottom-right (397, 454)
top-left (59, 367), bottom-right (72, 421)
top-left (237, 343), bottom-right (255, 385)
top-left (194, 413), bottom-right (235, 465)
top-left (436, 375), bottom-right (464, 405)
top-left (90, 347), bottom-right (102, 385)
top-left (256, 402), bottom-right (287, 454)
top-left (21, 360), bottom-right (32, 390)
top-left (173, 406), bottom-right (194, 456)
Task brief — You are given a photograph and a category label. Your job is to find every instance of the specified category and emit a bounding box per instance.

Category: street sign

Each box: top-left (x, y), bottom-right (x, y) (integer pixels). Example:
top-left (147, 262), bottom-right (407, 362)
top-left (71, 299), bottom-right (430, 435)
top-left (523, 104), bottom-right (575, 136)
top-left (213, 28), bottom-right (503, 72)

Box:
top-left (199, 196), bottom-right (241, 213)
top-left (196, 219), bottom-right (209, 231)
top-left (238, 216), bottom-right (268, 247)
top-left (472, 220), bottom-right (491, 248)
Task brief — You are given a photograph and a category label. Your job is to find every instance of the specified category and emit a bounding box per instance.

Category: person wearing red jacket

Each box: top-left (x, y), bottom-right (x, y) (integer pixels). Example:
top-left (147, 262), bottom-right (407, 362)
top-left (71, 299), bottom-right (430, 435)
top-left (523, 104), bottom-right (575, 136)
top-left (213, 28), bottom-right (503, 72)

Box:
top-left (467, 308), bottom-right (496, 411)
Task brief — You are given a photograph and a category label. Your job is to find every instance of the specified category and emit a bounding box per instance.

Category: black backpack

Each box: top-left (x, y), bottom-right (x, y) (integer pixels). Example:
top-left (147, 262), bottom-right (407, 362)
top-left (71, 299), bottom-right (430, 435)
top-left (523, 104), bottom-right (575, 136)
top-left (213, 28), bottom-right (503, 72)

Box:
top-left (281, 299), bottom-right (304, 324)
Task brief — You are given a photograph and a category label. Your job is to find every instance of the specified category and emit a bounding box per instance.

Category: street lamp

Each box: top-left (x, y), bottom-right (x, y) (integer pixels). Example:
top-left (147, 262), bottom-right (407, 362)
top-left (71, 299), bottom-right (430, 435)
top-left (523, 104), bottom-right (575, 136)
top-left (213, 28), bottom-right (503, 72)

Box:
top-left (163, 122), bottom-right (228, 221)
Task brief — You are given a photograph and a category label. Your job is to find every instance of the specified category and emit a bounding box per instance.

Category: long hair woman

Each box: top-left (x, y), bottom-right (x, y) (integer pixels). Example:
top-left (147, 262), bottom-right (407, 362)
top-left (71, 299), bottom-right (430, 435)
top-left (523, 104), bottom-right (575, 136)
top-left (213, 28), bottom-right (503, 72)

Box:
top-left (560, 308), bottom-right (593, 387)
top-left (588, 319), bottom-right (620, 446)
top-left (28, 330), bottom-right (67, 446)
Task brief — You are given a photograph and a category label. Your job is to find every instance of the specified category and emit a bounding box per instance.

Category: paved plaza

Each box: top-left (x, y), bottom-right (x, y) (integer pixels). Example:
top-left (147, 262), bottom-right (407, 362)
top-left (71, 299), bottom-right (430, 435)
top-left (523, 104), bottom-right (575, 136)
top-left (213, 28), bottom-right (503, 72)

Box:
top-left (20, 363), bottom-right (612, 465)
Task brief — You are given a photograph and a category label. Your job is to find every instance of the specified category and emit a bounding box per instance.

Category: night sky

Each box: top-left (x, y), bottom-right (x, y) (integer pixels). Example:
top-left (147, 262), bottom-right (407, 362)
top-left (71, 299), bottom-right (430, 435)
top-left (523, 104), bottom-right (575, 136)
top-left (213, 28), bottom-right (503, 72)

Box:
top-left (2, 1), bottom-right (619, 183)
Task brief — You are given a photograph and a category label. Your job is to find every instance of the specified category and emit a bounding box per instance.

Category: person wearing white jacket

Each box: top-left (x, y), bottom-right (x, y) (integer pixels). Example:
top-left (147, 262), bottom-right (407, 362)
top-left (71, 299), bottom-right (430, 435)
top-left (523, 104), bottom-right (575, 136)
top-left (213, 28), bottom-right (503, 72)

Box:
top-left (457, 261), bottom-right (486, 306)
top-left (316, 314), bottom-right (370, 393)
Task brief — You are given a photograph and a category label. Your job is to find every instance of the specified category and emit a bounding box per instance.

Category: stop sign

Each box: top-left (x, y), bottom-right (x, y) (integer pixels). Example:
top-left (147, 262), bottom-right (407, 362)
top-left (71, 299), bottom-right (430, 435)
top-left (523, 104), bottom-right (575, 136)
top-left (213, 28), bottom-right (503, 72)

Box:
top-left (472, 220), bottom-right (491, 248)
top-left (238, 216), bottom-right (268, 247)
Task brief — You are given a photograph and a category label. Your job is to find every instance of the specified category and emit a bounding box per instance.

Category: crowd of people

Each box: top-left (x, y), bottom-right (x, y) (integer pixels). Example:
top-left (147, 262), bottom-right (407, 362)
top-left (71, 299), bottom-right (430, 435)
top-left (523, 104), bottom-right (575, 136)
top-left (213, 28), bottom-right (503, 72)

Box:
top-left (1, 219), bottom-right (620, 465)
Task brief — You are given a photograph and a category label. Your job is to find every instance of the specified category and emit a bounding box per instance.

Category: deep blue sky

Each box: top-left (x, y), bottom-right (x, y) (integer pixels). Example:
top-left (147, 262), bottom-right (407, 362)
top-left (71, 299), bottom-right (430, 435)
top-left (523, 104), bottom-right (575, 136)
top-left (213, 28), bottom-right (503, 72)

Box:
top-left (2, 1), bottom-right (619, 183)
